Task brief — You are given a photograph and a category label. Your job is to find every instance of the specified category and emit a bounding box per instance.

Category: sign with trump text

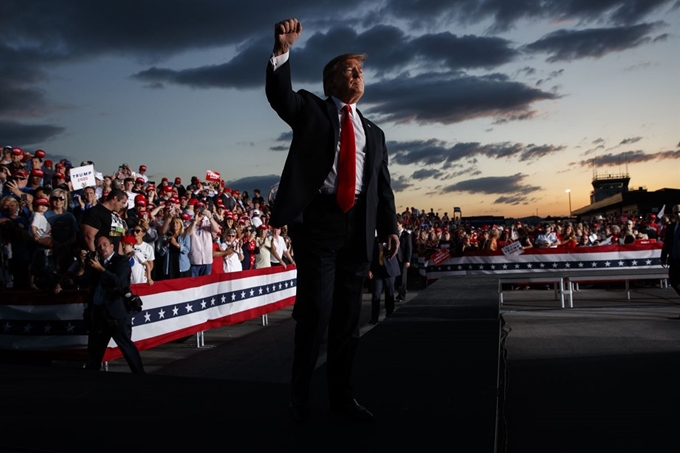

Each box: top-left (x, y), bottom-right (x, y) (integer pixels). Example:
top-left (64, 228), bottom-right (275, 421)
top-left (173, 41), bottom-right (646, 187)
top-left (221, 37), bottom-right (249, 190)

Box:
top-left (206, 170), bottom-right (221, 182)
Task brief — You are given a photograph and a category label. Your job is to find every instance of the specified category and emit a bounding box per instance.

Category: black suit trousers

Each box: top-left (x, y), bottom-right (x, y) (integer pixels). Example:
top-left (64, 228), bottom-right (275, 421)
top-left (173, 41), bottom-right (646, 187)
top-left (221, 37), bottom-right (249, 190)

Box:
top-left (371, 276), bottom-right (395, 322)
top-left (669, 259), bottom-right (680, 297)
top-left (85, 305), bottom-right (145, 374)
top-left (289, 195), bottom-right (369, 405)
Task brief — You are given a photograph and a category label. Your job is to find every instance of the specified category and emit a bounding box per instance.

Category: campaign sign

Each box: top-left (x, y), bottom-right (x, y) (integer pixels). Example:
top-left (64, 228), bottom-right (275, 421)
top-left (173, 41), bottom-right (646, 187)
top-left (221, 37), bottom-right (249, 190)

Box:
top-left (501, 241), bottom-right (524, 260)
top-left (206, 170), bottom-right (221, 182)
top-left (69, 164), bottom-right (96, 189)
top-left (430, 248), bottom-right (451, 266)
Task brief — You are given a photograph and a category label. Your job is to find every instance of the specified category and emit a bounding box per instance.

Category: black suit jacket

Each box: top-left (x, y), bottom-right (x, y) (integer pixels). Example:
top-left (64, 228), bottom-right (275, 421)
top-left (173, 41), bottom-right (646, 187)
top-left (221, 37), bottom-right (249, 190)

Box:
top-left (266, 59), bottom-right (398, 262)
top-left (370, 240), bottom-right (400, 279)
top-left (397, 229), bottom-right (412, 264)
top-left (661, 221), bottom-right (679, 264)
top-left (89, 253), bottom-right (132, 319)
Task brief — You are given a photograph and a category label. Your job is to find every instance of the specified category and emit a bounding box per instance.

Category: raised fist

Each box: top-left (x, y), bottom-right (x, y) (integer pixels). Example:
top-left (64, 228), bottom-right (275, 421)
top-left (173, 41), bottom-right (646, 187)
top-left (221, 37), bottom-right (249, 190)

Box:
top-left (273, 18), bottom-right (302, 55)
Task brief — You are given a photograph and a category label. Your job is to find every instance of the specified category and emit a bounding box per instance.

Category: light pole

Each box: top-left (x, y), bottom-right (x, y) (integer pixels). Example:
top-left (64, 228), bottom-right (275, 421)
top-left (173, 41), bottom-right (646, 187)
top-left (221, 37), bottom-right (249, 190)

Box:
top-left (565, 189), bottom-right (572, 217)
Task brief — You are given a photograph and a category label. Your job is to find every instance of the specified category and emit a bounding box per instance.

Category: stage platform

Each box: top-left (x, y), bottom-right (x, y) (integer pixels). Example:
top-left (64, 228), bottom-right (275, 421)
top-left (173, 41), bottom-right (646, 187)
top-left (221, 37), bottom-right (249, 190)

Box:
top-left (0, 276), bottom-right (501, 453)
top-left (1, 279), bottom-right (678, 452)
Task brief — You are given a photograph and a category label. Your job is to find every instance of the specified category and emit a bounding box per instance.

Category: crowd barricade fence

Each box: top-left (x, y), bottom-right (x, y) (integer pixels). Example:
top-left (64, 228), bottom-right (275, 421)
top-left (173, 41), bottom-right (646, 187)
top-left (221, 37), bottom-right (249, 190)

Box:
top-left (0, 266), bottom-right (296, 362)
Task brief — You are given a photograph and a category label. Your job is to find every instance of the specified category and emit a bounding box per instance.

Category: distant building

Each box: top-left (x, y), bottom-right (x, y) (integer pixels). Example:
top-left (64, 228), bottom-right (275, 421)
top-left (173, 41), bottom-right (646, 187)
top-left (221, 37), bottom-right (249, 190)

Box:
top-left (573, 177), bottom-right (680, 221)
top-left (589, 172), bottom-right (630, 203)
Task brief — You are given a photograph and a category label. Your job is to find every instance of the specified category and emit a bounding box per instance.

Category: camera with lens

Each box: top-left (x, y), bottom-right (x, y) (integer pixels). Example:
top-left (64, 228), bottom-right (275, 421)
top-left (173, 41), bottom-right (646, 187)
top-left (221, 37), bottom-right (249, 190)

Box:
top-left (124, 292), bottom-right (143, 313)
top-left (85, 251), bottom-right (98, 261)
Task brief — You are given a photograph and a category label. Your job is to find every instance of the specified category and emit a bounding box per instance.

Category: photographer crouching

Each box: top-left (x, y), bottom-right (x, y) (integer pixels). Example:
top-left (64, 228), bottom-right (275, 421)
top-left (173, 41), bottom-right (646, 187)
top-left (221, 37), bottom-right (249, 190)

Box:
top-left (83, 236), bottom-right (145, 374)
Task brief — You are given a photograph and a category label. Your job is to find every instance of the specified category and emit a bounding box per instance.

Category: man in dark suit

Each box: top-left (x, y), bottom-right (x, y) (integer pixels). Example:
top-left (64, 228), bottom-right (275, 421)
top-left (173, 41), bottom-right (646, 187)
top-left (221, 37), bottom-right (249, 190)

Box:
top-left (368, 239), bottom-right (401, 324)
top-left (266, 18), bottom-right (399, 422)
top-left (84, 236), bottom-right (145, 373)
top-left (661, 204), bottom-right (680, 300)
top-left (395, 215), bottom-right (412, 301)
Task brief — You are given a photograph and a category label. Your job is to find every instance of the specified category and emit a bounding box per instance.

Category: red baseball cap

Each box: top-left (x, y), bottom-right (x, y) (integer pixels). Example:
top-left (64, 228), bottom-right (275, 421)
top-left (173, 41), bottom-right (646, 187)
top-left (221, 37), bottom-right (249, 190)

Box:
top-left (174, 177), bottom-right (181, 184)
top-left (121, 235), bottom-right (136, 245)
top-left (33, 197), bottom-right (50, 207)
top-left (13, 170), bottom-right (28, 179)
top-left (163, 185), bottom-right (173, 193)
top-left (11, 148), bottom-right (22, 156)
top-left (135, 177), bottom-right (145, 184)
top-left (134, 194), bottom-right (147, 206)
top-left (139, 165), bottom-right (147, 171)
top-left (34, 149), bottom-right (46, 158)
top-left (30, 169), bottom-right (44, 178)
top-left (54, 172), bottom-right (66, 180)
top-left (44, 159), bottom-right (53, 167)
top-left (161, 177), bottom-right (168, 182)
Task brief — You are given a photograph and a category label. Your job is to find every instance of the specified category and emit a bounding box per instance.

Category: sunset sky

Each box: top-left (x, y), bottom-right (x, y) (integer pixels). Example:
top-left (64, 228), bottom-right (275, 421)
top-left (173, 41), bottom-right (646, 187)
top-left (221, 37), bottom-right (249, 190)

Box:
top-left (2, 0), bottom-right (678, 218)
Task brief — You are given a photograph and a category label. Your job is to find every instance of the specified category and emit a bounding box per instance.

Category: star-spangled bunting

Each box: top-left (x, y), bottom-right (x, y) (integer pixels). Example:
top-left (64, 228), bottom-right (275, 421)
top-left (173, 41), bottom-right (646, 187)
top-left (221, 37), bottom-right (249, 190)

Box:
top-left (427, 258), bottom-right (662, 273)
top-left (0, 278), bottom-right (297, 336)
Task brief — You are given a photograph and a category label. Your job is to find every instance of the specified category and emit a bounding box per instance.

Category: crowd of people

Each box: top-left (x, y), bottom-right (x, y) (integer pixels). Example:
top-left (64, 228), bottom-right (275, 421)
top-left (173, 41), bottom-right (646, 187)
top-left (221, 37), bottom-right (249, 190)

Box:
top-left (398, 207), bottom-right (669, 262)
top-left (0, 146), bottom-right (294, 291)
top-left (0, 146), bottom-right (671, 292)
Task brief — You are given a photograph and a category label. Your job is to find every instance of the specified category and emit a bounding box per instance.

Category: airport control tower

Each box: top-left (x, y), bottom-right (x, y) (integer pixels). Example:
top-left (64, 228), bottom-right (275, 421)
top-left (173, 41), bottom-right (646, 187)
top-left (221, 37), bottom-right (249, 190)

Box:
top-left (590, 171), bottom-right (630, 203)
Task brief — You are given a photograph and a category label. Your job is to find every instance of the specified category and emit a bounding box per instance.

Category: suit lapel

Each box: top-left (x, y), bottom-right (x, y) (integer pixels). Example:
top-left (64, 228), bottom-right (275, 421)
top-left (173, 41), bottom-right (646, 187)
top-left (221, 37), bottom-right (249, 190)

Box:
top-left (357, 108), bottom-right (375, 188)
top-left (326, 98), bottom-right (340, 151)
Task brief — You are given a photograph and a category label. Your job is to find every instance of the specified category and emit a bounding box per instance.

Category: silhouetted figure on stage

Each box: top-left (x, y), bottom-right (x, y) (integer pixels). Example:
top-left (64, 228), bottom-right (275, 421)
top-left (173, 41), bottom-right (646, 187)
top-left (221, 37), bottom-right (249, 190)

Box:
top-left (266, 18), bottom-right (399, 422)
top-left (661, 204), bottom-right (680, 303)
top-left (368, 239), bottom-right (400, 324)
top-left (84, 236), bottom-right (145, 373)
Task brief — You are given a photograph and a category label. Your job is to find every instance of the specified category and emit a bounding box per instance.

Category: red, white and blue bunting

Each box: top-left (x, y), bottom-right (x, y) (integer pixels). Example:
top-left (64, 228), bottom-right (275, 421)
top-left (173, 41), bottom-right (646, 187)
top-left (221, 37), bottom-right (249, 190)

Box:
top-left (0, 266), bottom-right (296, 361)
top-left (419, 243), bottom-right (663, 279)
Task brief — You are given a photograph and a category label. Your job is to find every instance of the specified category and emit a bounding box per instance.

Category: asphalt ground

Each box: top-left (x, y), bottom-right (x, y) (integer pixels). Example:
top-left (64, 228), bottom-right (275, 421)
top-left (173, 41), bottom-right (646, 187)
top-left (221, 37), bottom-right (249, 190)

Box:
top-left (1, 278), bottom-right (679, 452)
top-left (500, 283), bottom-right (680, 453)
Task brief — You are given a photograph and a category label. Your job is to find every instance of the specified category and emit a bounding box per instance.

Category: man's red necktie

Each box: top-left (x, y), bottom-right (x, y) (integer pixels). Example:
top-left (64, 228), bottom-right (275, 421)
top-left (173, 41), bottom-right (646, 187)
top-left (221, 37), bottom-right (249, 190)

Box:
top-left (337, 104), bottom-right (356, 212)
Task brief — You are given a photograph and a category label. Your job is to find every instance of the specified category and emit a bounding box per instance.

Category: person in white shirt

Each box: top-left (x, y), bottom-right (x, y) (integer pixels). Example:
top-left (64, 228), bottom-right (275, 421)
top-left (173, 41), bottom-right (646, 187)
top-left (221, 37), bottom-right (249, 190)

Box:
top-left (255, 224), bottom-right (273, 269)
top-left (122, 235), bottom-right (153, 285)
top-left (270, 226), bottom-right (295, 267)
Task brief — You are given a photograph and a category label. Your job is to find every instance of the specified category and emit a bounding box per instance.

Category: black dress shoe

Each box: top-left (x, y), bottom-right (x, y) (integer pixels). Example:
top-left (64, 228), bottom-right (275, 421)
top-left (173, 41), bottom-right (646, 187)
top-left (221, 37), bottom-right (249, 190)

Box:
top-left (290, 400), bottom-right (310, 422)
top-left (330, 399), bottom-right (374, 421)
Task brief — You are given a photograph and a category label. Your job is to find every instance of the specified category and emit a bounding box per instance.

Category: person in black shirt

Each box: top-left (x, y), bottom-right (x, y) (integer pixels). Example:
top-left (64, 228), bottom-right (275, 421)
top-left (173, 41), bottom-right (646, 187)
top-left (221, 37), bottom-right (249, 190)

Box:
top-left (81, 189), bottom-right (128, 253)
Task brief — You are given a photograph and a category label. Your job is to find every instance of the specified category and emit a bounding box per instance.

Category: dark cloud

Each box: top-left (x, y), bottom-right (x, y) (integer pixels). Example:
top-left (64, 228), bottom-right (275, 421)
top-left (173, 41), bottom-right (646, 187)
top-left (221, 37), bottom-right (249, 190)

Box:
top-left (382, 0), bottom-right (673, 32)
top-left (364, 72), bottom-right (558, 125)
top-left (0, 120), bottom-right (65, 146)
top-left (387, 139), bottom-right (566, 167)
top-left (270, 131), bottom-right (293, 151)
top-left (412, 168), bottom-right (444, 180)
top-left (583, 144), bottom-right (606, 155)
top-left (524, 22), bottom-right (664, 62)
top-left (132, 25), bottom-right (517, 90)
top-left (570, 149), bottom-right (680, 167)
top-left (408, 32), bottom-right (518, 70)
top-left (448, 167), bottom-right (482, 178)
top-left (133, 37), bottom-right (272, 90)
top-left (619, 137), bottom-right (642, 145)
top-left (592, 138), bottom-right (605, 144)
top-left (494, 195), bottom-right (527, 205)
top-left (0, 1), bottom-right (368, 60)
top-left (276, 131), bottom-right (293, 142)
top-left (390, 174), bottom-right (414, 192)
top-left (442, 173), bottom-right (541, 205)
